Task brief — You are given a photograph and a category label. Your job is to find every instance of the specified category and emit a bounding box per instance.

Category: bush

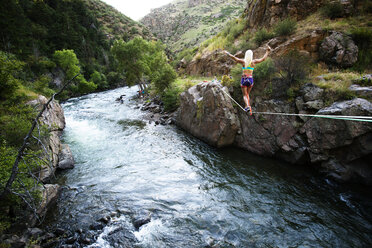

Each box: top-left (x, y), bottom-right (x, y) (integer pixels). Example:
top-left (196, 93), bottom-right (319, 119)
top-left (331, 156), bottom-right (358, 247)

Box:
top-left (320, 2), bottom-right (344, 19)
top-left (162, 84), bottom-right (183, 112)
top-left (254, 58), bottom-right (275, 83)
top-left (274, 18), bottom-right (297, 36)
top-left (34, 75), bottom-right (55, 97)
top-left (254, 28), bottom-right (274, 45)
top-left (221, 75), bottom-right (234, 87)
top-left (0, 104), bottom-right (35, 147)
top-left (274, 50), bottom-right (310, 87)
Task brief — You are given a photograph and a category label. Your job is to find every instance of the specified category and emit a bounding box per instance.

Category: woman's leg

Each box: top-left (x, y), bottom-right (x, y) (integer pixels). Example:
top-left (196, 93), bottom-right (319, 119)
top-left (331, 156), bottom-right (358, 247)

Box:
top-left (246, 85), bottom-right (253, 107)
top-left (241, 87), bottom-right (249, 108)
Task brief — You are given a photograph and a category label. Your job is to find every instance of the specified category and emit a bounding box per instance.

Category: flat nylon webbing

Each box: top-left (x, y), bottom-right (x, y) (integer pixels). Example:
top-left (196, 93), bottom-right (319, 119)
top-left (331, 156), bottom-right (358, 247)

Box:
top-left (217, 85), bottom-right (372, 123)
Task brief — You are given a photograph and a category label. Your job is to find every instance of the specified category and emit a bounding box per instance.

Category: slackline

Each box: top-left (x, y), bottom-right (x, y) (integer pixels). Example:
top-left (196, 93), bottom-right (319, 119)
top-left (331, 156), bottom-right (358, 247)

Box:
top-left (217, 86), bottom-right (372, 123)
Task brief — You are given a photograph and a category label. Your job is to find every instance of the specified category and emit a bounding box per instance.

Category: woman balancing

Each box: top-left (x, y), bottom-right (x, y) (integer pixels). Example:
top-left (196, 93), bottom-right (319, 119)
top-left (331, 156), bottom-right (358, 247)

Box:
top-left (224, 46), bottom-right (272, 115)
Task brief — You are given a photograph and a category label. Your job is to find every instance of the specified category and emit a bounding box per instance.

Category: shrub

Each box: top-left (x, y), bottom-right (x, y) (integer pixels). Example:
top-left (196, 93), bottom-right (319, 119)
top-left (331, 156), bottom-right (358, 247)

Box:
top-left (254, 28), bottom-right (274, 45)
top-left (274, 50), bottom-right (310, 87)
top-left (351, 27), bottom-right (372, 71)
top-left (221, 75), bottom-right (234, 87)
top-left (254, 58), bottom-right (275, 83)
top-left (162, 84), bottom-right (183, 112)
top-left (0, 52), bottom-right (23, 100)
top-left (34, 75), bottom-right (55, 97)
top-left (274, 18), bottom-right (297, 36)
top-left (320, 2), bottom-right (344, 19)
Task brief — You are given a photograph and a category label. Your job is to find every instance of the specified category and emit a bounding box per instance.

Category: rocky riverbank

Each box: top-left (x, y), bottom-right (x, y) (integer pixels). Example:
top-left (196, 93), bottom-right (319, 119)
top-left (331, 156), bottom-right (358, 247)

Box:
top-left (175, 81), bottom-right (372, 185)
top-left (1, 96), bottom-right (75, 247)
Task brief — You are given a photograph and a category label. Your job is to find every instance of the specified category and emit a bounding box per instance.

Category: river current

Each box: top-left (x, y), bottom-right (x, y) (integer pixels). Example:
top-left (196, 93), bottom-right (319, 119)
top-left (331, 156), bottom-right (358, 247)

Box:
top-left (46, 87), bottom-right (372, 247)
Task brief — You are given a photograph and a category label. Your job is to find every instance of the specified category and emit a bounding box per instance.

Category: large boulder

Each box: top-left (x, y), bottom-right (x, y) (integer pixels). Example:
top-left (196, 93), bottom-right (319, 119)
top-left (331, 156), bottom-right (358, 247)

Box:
top-left (235, 99), bottom-right (308, 164)
top-left (304, 98), bottom-right (372, 183)
top-left (319, 31), bottom-right (358, 68)
top-left (175, 82), bottom-right (240, 147)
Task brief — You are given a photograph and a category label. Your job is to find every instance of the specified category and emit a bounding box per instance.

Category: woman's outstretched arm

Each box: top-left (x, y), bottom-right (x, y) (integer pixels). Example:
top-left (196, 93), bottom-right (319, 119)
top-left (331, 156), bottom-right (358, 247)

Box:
top-left (224, 51), bottom-right (245, 65)
top-left (253, 46), bottom-right (272, 64)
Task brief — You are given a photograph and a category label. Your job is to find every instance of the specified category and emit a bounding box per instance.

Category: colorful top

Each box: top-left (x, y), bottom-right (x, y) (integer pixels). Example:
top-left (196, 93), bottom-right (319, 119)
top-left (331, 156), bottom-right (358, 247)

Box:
top-left (242, 63), bottom-right (254, 76)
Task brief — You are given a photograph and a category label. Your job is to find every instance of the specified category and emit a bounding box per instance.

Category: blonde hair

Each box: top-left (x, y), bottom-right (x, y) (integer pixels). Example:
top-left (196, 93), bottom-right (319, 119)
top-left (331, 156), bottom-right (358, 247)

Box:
top-left (244, 50), bottom-right (253, 68)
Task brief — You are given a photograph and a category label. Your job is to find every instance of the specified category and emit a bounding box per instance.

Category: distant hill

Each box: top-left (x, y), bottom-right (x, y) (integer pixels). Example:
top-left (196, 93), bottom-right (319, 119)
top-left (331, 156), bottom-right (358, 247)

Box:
top-left (140, 0), bottom-right (245, 53)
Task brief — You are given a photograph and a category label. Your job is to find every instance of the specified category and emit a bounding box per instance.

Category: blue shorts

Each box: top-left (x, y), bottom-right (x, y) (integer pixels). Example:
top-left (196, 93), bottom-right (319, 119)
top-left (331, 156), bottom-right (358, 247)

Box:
top-left (241, 75), bottom-right (254, 87)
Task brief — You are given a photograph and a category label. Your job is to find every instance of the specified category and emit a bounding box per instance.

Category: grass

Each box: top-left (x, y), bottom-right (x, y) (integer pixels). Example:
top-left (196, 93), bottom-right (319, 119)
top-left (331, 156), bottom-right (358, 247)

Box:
top-left (312, 71), bottom-right (361, 104)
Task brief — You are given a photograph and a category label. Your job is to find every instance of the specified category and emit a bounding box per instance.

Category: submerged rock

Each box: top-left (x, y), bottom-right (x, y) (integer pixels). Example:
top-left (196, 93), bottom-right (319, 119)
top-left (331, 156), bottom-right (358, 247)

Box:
top-left (58, 144), bottom-right (75, 170)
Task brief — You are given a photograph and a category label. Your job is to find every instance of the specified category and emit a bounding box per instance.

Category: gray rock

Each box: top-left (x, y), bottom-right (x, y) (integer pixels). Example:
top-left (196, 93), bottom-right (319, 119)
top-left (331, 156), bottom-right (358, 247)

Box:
top-left (304, 100), bottom-right (324, 110)
top-left (349, 84), bottom-right (372, 98)
top-left (305, 98), bottom-right (372, 165)
top-left (176, 82), bottom-right (240, 147)
top-left (28, 228), bottom-right (44, 239)
top-left (28, 95), bottom-right (65, 182)
top-left (301, 83), bottom-right (324, 102)
top-left (319, 31), bottom-right (358, 67)
top-left (58, 144), bottom-right (75, 170)
top-left (32, 184), bottom-right (60, 226)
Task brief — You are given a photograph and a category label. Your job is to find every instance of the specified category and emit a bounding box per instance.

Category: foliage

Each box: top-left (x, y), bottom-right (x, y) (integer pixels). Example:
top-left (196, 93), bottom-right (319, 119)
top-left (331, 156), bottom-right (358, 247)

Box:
top-left (162, 84), bottom-right (183, 112)
top-left (90, 71), bottom-right (109, 90)
top-left (0, 52), bottom-right (24, 101)
top-left (53, 49), bottom-right (97, 95)
top-left (314, 72), bottom-right (359, 102)
top-left (274, 18), bottom-right (297, 36)
top-left (275, 51), bottom-right (310, 88)
top-left (112, 37), bottom-right (176, 94)
top-left (254, 58), bottom-right (275, 83)
top-left (351, 27), bottom-right (372, 71)
top-left (230, 64), bottom-right (243, 85)
top-left (254, 28), bottom-right (274, 45)
top-left (320, 1), bottom-right (344, 19)
top-left (221, 75), bottom-right (234, 87)
top-left (33, 75), bottom-right (55, 97)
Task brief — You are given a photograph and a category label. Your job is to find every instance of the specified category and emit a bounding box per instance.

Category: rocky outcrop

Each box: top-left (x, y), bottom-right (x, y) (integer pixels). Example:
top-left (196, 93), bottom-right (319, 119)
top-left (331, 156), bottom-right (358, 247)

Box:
top-left (28, 95), bottom-right (66, 182)
top-left (304, 99), bottom-right (372, 182)
top-left (185, 50), bottom-right (236, 76)
top-left (270, 29), bottom-right (328, 59)
top-left (319, 31), bottom-right (359, 68)
top-left (245, 0), bottom-right (327, 28)
top-left (176, 81), bottom-right (372, 184)
top-left (176, 82), bottom-right (240, 147)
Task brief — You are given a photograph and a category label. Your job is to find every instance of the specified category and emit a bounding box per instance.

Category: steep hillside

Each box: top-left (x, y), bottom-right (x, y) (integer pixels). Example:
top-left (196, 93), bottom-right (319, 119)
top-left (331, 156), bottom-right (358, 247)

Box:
top-left (182, 0), bottom-right (371, 75)
top-left (0, 0), bottom-right (155, 98)
top-left (84, 0), bottom-right (152, 41)
top-left (140, 0), bottom-right (246, 53)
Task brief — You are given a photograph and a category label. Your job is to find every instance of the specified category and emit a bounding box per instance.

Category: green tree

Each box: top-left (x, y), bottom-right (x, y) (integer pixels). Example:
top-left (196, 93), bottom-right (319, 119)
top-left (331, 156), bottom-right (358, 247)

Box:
top-left (53, 49), bottom-right (97, 95)
top-left (111, 37), bottom-right (176, 94)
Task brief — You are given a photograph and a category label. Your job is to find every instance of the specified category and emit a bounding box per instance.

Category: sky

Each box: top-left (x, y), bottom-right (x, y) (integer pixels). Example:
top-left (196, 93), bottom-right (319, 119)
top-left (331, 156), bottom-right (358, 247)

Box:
top-left (101, 0), bottom-right (173, 21)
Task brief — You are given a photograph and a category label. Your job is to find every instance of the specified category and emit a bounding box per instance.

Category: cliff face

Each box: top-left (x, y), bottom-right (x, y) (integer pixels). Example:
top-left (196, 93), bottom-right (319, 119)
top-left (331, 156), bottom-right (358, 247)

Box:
top-left (140, 0), bottom-right (246, 52)
top-left (244, 0), bottom-right (327, 28)
top-left (176, 83), bottom-right (372, 184)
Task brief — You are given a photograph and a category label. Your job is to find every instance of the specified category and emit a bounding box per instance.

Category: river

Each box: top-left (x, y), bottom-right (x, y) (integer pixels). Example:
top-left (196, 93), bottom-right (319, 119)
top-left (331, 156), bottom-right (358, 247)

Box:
top-left (46, 87), bottom-right (372, 247)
